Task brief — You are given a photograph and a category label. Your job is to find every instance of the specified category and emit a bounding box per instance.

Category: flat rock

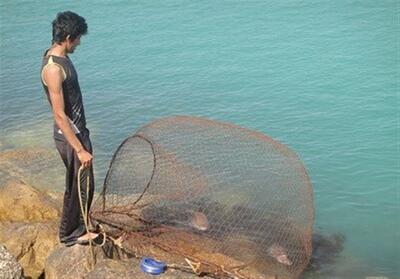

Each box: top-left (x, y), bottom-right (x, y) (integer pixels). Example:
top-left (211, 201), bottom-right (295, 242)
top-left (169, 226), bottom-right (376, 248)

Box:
top-left (45, 244), bottom-right (114, 279)
top-left (45, 244), bottom-right (213, 279)
top-left (86, 258), bottom-right (147, 279)
top-left (87, 257), bottom-right (214, 279)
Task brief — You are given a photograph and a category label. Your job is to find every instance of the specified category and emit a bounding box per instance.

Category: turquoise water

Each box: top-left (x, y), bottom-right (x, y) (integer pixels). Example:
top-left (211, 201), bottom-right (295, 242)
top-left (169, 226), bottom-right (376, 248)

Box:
top-left (0, 1), bottom-right (398, 277)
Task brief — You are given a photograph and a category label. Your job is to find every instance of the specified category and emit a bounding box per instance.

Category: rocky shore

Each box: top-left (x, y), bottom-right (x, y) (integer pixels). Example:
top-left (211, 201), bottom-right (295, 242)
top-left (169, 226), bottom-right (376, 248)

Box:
top-left (0, 147), bottom-right (210, 279)
top-left (0, 146), bottom-right (345, 279)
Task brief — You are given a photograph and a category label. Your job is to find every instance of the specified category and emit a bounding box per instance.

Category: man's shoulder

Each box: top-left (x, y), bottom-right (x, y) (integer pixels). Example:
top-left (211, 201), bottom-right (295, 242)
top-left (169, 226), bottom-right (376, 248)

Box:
top-left (41, 60), bottom-right (67, 86)
top-left (43, 63), bottom-right (64, 75)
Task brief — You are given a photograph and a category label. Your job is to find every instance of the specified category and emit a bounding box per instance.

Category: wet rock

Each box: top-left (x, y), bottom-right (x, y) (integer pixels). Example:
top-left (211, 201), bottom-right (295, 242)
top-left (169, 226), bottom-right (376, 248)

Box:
top-left (0, 179), bottom-right (61, 222)
top-left (0, 221), bottom-right (59, 279)
top-left (309, 232), bottom-right (345, 269)
top-left (0, 148), bottom-right (64, 191)
top-left (0, 244), bottom-right (23, 279)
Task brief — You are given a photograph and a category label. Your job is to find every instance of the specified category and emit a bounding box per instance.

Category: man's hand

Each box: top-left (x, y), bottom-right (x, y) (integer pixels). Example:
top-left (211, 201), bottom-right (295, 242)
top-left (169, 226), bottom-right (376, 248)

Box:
top-left (77, 149), bottom-right (93, 168)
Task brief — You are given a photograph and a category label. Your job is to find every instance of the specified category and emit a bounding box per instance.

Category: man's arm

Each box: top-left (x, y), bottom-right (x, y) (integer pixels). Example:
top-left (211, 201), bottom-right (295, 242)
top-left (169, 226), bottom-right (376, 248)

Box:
top-left (43, 64), bottom-right (93, 168)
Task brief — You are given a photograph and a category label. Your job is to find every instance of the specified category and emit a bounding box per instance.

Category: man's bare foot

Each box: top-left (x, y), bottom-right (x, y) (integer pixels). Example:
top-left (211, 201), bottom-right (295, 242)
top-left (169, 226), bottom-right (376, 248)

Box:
top-left (77, 232), bottom-right (98, 241)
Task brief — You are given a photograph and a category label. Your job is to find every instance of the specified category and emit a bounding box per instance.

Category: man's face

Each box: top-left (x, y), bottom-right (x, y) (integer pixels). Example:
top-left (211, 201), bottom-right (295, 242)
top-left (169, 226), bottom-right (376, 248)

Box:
top-left (66, 35), bottom-right (81, 54)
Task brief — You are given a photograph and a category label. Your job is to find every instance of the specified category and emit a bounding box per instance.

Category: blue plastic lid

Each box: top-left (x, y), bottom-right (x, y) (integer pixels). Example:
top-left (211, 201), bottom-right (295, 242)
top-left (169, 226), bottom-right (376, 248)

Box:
top-left (140, 257), bottom-right (167, 275)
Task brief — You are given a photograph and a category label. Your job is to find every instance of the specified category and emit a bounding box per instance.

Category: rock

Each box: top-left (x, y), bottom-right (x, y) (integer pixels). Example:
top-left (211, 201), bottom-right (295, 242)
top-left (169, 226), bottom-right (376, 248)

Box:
top-left (87, 257), bottom-right (213, 279)
top-left (0, 179), bottom-right (61, 222)
top-left (0, 148), bottom-right (64, 191)
top-left (0, 147), bottom-right (66, 278)
top-left (45, 244), bottom-right (214, 279)
top-left (45, 244), bottom-right (106, 279)
top-left (0, 221), bottom-right (59, 279)
top-left (85, 258), bottom-right (141, 279)
top-left (307, 232), bottom-right (345, 271)
top-left (0, 244), bottom-right (23, 279)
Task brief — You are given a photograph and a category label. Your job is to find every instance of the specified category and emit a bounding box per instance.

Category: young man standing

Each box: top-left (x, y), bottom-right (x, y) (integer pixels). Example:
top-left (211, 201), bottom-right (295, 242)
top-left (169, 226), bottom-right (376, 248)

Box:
top-left (41, 11), bottom-right (98, 246)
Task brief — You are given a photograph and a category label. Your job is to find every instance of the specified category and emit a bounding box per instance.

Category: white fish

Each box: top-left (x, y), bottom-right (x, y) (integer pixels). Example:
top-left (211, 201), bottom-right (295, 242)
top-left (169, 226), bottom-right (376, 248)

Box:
top-left (189, 211), bottom-right (209, 231)
top-left (267, 244), bottom-right (292, 266)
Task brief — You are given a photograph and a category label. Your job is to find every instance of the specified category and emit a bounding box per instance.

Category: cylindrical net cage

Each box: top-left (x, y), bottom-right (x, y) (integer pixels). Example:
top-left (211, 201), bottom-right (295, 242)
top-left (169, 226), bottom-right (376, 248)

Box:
top-left (92, 116), bottom-right (314, 279)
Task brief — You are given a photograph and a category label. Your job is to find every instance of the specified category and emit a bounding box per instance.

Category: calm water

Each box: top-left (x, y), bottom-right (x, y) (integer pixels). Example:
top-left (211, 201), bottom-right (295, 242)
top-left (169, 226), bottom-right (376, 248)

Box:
top-left (0, 1), bottom-right (398, 278)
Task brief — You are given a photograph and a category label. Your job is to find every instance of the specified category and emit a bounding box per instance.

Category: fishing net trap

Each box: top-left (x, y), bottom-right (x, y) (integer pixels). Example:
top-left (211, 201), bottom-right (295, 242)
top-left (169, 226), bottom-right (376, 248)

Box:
top-left (91, 116), bottom-right (314, 279)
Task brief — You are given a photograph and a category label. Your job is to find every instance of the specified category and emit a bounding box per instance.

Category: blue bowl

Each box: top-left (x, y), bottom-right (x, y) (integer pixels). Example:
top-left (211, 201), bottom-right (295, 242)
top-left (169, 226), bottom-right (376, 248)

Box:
top-left (140, 257), bottom-right (167, 275)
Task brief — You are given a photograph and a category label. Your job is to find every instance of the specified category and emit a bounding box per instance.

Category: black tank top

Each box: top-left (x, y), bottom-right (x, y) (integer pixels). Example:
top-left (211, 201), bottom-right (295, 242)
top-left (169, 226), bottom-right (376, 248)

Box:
top-left (41, 49), bottom-right (86, 137)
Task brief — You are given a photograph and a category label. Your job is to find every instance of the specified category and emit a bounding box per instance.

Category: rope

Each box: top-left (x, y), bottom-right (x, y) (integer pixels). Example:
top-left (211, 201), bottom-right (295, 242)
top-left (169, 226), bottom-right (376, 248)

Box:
top-left (77, 165), bottom-right (106, 268)
top-left (77, 165), bottom-right (95, 268)
top-left (77, 166), bottom-right (107, 242)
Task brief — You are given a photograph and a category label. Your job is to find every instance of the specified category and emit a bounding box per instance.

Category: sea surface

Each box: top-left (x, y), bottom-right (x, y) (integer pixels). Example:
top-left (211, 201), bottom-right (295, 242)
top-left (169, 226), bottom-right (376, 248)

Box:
top-left (0, 1), bottom-right (398, 278)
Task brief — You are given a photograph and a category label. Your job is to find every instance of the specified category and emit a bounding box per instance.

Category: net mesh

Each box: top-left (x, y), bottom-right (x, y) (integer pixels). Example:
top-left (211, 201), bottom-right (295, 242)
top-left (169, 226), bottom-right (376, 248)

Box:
top-left (91, 116), bottom-right (314, 279)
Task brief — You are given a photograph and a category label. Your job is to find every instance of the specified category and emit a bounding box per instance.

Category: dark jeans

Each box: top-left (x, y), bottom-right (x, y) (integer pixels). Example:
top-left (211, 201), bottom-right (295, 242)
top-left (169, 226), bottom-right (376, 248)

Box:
top-left (54, 128), bottom-right (95, 246)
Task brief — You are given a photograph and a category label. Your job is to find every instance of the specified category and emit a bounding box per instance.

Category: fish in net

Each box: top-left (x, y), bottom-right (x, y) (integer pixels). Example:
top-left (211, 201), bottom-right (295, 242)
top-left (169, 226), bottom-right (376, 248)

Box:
top-left (91, 115), bottom-right (314, 279)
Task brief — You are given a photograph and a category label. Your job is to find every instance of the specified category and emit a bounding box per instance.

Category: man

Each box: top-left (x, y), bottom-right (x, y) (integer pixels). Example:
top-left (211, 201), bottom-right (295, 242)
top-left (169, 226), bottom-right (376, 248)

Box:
top-left (41, 11), bottom-right (98, 246)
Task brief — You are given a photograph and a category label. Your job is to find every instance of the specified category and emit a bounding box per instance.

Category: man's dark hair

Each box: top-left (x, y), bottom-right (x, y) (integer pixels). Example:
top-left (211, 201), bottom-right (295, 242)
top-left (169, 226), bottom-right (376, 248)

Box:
top-left (52, 11), bottom-right (88, 44)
